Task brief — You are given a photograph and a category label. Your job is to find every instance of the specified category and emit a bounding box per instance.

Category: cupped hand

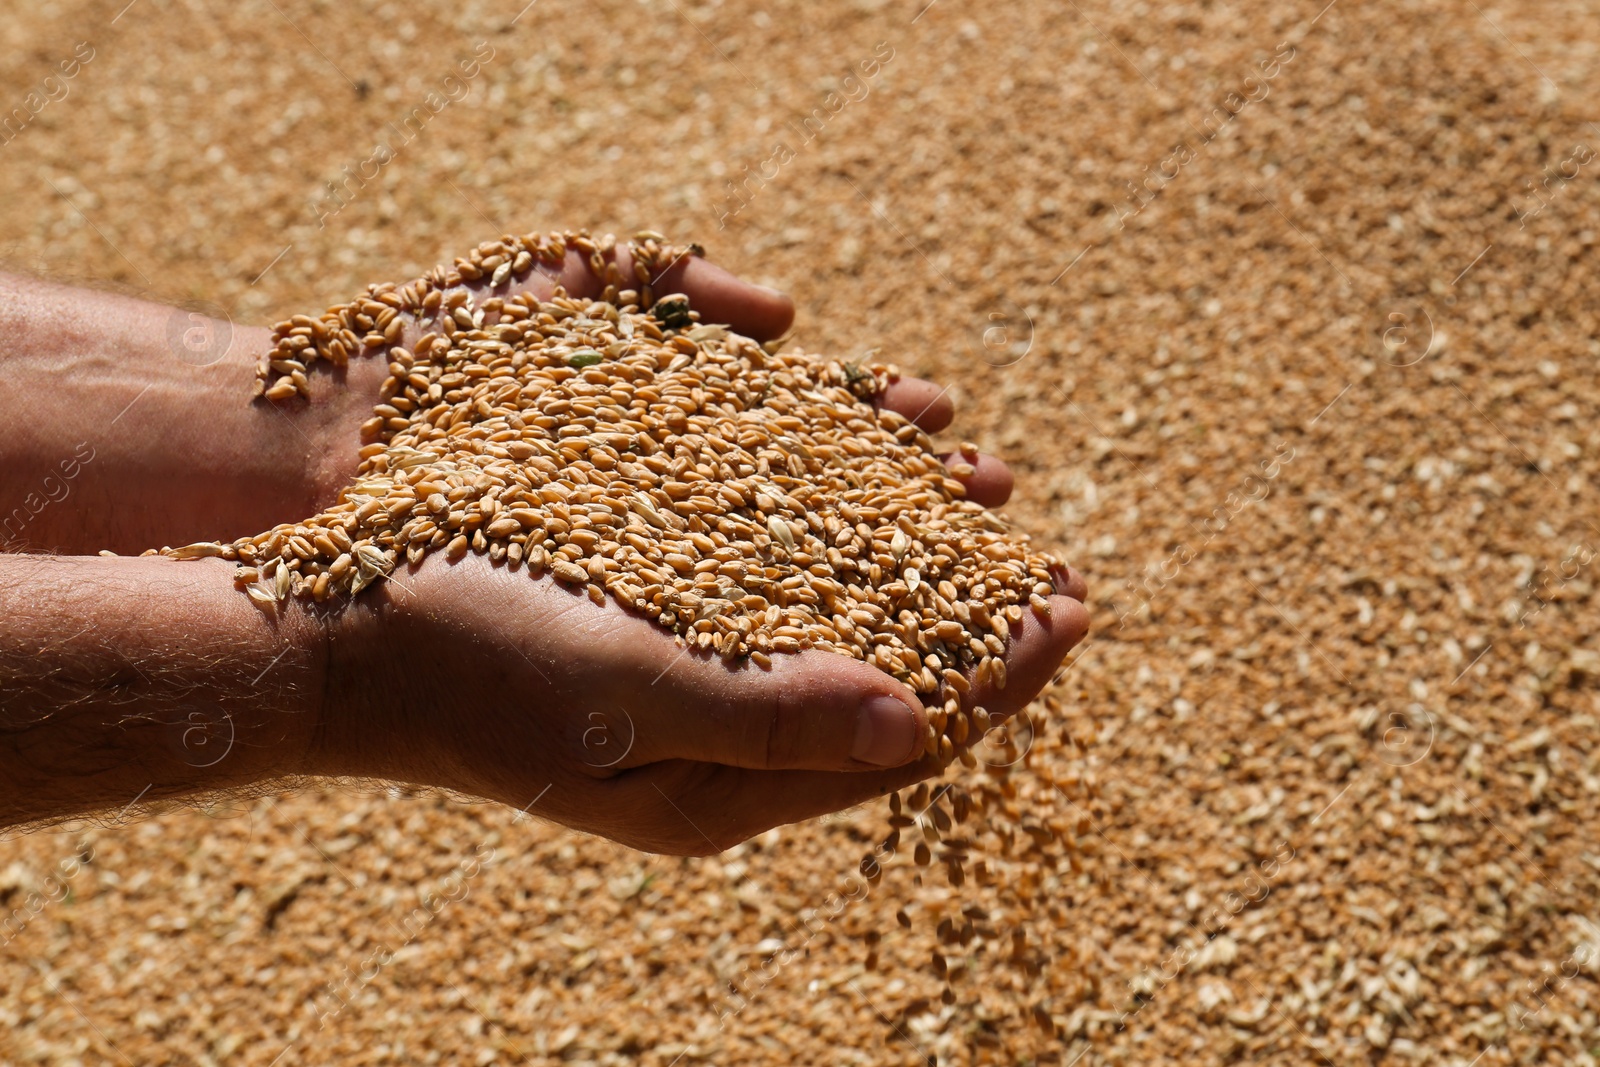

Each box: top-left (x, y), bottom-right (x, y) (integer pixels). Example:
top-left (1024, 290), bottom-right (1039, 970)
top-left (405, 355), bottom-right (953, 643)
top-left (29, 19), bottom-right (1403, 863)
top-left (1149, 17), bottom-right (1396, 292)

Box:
top-left (302, 243), bottom-right (1024, 509)
top-left (302, 250), bottom-right (1089, 854)
top-left (314, 547), bottom-right (1086, 856)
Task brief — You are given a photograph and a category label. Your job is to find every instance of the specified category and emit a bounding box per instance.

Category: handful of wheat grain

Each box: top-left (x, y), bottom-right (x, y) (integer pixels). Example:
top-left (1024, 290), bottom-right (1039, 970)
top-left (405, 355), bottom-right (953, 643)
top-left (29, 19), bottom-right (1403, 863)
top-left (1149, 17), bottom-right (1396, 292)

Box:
top-left (158, 231), bottom-right (1066, 766)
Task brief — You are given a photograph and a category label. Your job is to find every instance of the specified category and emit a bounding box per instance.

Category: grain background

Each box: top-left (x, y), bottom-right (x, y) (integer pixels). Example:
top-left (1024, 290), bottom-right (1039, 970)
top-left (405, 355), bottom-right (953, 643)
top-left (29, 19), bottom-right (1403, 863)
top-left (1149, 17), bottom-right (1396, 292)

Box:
top-left (3, 0), bottom-right (1600, 1063)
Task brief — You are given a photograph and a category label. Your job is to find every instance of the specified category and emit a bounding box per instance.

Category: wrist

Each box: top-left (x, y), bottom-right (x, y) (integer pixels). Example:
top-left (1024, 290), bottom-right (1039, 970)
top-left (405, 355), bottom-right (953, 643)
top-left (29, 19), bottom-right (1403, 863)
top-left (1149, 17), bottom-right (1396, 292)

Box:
top-left (0, 555), bottom-right (326, 828)
top-left (134, 557), bottom-right (327, 791)
top-left (300, 570), bottom-right (414, 784)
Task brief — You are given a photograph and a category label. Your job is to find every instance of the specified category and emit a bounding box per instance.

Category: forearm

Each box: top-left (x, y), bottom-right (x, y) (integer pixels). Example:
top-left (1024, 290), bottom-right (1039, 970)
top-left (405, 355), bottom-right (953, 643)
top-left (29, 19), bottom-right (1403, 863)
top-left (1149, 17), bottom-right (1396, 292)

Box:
top-left (0, 255), bottom-right (616, 556)
top-left (0, 272), bottom-right (354, 553)
top-left (0, 553), bottom-right (324, 829)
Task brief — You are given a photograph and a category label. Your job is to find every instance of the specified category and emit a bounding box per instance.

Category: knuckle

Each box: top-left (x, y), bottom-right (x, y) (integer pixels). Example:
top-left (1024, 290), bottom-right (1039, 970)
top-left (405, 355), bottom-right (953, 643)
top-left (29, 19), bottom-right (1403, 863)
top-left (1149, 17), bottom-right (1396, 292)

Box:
top-left (739, 685), bottom-right (817, 770)
top-left (638, 765), bottom-right (748, 855)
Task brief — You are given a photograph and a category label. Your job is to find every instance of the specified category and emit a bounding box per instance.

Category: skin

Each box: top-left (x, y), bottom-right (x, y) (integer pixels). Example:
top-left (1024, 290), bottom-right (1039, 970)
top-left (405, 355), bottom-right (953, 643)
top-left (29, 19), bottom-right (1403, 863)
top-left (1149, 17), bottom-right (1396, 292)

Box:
top-left (0, 248), bottom-right (1088, 854)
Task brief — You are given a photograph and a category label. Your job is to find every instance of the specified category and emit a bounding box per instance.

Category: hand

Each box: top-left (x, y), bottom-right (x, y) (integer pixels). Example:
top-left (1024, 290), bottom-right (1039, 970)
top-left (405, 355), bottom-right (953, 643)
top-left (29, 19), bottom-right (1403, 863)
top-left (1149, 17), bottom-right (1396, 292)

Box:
top-left (313, 546), bottom-right (1086, 855)
top-left (0, 249), bottom-right (1089, 851)
top-left (0, 242), bottom-right (814, 554)
top-left (303, 260), bottom-right (1089, 855)
top-left (297, 242), bottom-right (814, 512)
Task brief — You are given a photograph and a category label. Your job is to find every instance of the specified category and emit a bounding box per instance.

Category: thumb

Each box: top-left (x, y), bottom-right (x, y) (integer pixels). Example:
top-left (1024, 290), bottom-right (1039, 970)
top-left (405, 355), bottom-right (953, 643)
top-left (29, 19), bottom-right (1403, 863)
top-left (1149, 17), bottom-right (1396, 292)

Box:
top-left (613, 645), bottom-right (927, 772)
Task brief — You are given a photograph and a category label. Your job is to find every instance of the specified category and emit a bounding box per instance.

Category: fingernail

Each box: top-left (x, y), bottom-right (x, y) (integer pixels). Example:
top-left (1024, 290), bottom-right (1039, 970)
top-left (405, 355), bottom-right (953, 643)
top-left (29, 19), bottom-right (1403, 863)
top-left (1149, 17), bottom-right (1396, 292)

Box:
top-left (755, 283), bottom-right (789, 299)
top-left (852, 695), bottom-right (919, 767)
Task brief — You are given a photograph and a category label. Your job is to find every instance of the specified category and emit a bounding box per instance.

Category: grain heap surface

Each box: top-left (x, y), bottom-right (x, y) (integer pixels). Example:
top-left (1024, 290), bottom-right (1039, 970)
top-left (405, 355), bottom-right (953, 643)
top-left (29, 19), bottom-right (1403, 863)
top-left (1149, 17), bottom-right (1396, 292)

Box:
top-left (160, 232), bottom-right (1066, 765)
top-left (6, 0), bottom-right (1600, 1064)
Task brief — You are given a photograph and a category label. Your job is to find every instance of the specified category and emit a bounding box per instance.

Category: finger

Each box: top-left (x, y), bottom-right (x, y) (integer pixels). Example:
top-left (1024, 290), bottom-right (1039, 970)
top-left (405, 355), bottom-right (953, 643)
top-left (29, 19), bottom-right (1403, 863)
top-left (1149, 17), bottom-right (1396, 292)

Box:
top-left (431, 242), bottom-right (796, 343)
top-left (972, 594), bottom-right (1089, 723)
top-left (1051, 563), bottom-right (1088, 603)
top-left (615, 643), bottom-right (928, 773)
top-left (598, 596), bottom-right (1089, 855)
top-left (599, 756), bottom-right (937, 856)
top-left (537, 250), bottom-right (940, 425)
top-left (940, 451), bottom-right (1014, 507)
top-left (518, 249), bottom-right (604, 301)
top-left (654, 254), bottom-right (796, 342)
top-left (507, 244), bottom-right (794, 343)
top-left (591, 243), bottom-right (794, 341)
top-left (876, 376), bottom-right (953, 433)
